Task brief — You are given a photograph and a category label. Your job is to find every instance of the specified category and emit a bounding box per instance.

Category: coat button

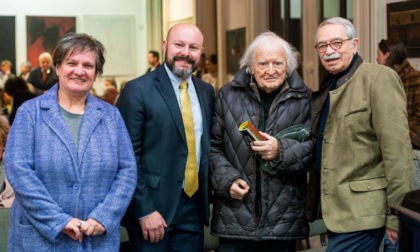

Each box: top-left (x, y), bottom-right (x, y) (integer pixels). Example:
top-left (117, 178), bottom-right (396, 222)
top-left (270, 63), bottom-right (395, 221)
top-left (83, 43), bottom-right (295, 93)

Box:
top-left (73, 183), bottom-right (80, 190)
top-left (177, 181), bottom-right (182, 185)
top-left (367, 184), bottom-right (372, 190)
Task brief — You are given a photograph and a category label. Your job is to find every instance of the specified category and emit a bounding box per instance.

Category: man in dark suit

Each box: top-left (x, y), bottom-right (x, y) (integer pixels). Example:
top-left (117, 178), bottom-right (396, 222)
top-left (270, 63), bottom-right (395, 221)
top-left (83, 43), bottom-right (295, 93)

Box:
top-left (27, 52), bottom-right (57, 95)
top-left (117, 23), bottom-right (214, 252)
top-left (145, 50), bottom-right (161, 73)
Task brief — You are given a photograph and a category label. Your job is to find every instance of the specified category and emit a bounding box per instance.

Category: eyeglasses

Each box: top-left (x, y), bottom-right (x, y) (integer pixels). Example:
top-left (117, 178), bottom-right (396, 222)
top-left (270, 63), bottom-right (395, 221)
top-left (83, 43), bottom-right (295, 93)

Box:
top-left (315, 38), bottom-right (352, 53)
top-left (255, 61), bottom-right (284, 70)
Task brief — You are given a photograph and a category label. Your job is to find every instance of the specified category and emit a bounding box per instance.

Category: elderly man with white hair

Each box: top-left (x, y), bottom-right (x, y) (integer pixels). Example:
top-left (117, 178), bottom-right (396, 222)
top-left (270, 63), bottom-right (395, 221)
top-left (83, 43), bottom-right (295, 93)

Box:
top-left (27, 52), bottom-right (57, 94)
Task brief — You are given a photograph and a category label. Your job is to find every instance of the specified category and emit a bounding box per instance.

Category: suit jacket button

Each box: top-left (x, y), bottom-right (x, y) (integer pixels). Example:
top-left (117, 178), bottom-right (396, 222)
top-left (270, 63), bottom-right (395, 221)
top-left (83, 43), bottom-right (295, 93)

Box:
top-left (177, 181), bottom-right (182, 185)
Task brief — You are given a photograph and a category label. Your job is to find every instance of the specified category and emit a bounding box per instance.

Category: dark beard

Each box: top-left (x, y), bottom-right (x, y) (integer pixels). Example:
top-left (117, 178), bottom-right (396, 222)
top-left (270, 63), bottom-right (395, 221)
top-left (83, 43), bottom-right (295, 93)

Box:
top-left (165, 53), bottom-right (199, 79)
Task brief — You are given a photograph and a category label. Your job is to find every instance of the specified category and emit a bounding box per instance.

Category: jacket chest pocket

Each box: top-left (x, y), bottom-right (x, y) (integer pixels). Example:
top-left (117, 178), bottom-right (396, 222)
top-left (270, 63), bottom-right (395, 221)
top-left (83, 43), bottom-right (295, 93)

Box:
top-left (344, 107), bottom-right (370, 137)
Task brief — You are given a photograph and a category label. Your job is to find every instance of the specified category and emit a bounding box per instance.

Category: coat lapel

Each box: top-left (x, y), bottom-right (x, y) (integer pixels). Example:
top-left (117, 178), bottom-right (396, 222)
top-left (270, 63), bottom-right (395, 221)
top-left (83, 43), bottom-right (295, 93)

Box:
top-left (40, 86), bottom-right (104, 171)
top-left (77, 94), bottom-right (103, 166)
top-left (154, 67), bottom-right (187, 143)
top-left (40, 85), bottom-right (79, 171)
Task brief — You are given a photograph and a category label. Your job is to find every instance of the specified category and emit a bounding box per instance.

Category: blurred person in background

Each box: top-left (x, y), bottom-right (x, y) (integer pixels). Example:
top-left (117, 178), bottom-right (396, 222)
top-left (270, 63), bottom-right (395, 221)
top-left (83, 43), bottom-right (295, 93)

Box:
top-left (145, 50), bottom-right (160, 73)
top-left (377, 37), bottom-right (420, 252)
top-left (0, 116), bottom-right (13, 208)
top-left (4, 76), bottom-right (37, 125)
top-left (0, 60), bottom-right (14, 89)
top-left (19, 61), bottom-right (32, 81)
top-left (202, 54), bottom-right (219, 92)
top-left (27, 52), bottom-right (58, 95)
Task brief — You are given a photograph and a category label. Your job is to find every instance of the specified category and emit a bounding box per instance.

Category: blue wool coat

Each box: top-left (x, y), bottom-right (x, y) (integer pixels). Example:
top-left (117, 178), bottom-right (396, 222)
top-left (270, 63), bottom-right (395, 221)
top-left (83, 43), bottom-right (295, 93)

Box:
top-left (4, 84), bottom-right (137, 251)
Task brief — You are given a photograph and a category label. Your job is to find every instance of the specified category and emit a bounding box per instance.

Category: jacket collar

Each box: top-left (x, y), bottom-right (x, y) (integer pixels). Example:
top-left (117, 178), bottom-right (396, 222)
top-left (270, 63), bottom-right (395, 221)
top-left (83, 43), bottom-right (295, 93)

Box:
top-left (39, 84), bottom-right (105, 168)
top-left (318, 54), bottom-right (363, 93)
top-left (152, 65), bottom-right (210, 145)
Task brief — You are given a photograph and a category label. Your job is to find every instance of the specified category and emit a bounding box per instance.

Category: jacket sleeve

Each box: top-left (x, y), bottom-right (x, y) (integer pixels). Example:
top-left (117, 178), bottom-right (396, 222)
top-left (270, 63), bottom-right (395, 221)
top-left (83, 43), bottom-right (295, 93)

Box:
top-left (371, 68), bottom-right (413, 231)
top-left (87, 109), bottom-right (137, 232)
top-left (209, 91), bottom-right (243, 199)
top-left (269, 98), bottom-right (313, 175)
top-left (5, 106), bottom-right (73, 243)
top-left (116, 81), bottom-right (156, 219)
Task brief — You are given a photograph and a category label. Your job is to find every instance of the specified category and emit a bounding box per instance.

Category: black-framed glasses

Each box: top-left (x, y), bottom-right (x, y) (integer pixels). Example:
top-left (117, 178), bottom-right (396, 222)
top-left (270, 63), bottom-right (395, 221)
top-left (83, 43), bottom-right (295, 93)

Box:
top-left (315, 38), bottom-right (352, 53)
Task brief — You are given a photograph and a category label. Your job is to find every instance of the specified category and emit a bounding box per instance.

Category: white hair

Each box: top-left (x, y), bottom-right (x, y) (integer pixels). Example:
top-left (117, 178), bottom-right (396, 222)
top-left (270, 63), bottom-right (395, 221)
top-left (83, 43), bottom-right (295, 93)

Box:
top-left (239, 31), bottom-right (298, 75)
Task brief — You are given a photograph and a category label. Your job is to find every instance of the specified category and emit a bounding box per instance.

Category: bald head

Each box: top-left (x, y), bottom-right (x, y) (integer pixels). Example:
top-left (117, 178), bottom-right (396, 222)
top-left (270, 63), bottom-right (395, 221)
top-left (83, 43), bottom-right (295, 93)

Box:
top-left (162, 23), bottom-right (204, 79)
top-left (166, 23), bottom-right (204, 48)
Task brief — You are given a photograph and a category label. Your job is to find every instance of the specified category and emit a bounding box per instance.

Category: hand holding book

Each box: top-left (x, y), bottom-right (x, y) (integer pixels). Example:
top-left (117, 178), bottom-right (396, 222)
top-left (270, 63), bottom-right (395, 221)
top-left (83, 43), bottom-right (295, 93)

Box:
top-left (239, 120), bottom-right (266, 141)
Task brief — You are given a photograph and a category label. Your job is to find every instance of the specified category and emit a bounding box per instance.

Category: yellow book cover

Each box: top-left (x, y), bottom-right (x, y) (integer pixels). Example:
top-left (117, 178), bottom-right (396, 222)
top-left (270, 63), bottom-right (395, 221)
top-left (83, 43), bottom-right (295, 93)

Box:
top-left (239, 120), bottom-right (266, 141)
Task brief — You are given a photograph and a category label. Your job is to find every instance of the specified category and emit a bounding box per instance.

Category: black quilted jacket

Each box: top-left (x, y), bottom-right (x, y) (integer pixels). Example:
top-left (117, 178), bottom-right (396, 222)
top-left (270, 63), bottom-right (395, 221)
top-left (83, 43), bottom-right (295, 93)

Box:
top-left (209, 67), bottom-right (312, 240)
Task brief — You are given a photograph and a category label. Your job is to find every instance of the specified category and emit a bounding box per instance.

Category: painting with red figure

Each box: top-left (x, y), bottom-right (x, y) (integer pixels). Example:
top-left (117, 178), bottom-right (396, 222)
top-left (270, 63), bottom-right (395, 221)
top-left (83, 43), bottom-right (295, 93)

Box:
top-left (26, 16), bottom-right (76, 68)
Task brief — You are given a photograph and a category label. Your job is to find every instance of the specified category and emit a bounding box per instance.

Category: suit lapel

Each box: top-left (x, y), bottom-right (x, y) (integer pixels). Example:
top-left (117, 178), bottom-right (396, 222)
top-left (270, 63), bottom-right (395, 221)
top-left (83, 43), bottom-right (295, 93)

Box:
top-left (154, 67), bottom-right (187, 143)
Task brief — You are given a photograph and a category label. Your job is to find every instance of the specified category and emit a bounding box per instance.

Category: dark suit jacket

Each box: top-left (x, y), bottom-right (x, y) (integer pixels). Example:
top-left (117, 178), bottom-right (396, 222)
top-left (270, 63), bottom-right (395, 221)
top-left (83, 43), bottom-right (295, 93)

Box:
top-left (145, 64), bottom-right (161, 74)
top-left (27, 67), bottom-right (57, 94)
top-left (117, 65), bottom-right (214, 228)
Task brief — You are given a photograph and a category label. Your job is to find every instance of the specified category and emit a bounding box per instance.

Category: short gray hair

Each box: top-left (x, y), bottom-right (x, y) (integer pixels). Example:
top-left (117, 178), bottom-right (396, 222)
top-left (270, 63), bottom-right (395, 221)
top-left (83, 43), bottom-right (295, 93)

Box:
top-left (315, 17), bottom-right (356, 45)
top-left (239, 31), bottom-right (298, 75)
top-left (53, 33), bottom-right (106, 77)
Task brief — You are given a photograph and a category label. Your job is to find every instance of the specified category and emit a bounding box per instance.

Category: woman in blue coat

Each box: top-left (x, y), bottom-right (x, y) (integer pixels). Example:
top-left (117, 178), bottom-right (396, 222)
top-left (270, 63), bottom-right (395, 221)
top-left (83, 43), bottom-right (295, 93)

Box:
top-left (4, 33), bottom-right (137, 251)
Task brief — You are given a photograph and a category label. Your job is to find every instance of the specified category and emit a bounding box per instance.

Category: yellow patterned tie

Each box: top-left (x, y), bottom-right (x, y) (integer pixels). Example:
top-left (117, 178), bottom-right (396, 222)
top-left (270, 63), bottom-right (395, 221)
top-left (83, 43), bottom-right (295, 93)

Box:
top-left (180, 80), bottom-right (198, 197)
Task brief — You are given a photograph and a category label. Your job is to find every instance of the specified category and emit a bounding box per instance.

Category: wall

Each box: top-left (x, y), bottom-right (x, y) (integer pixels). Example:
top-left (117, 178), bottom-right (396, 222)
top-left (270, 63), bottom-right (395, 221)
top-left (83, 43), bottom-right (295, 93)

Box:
top-left (196, 0), bottom-right (217, 56)
top-left (216, 0), bottom-right (269, 85)
top-left (364, 0), bottom-right (400, 63)
top-left (0, 0), bottom-right (147, 94)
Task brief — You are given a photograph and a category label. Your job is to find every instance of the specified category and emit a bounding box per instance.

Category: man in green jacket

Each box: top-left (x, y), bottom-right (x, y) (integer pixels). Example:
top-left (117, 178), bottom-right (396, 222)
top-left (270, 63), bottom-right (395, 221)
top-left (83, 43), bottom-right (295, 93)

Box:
top-left (306, 17), bottom-right (413, 251)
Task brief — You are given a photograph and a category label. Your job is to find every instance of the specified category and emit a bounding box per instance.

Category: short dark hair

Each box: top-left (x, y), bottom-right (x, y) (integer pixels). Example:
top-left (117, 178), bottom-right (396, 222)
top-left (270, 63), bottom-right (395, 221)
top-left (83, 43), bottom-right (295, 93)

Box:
top-left (208, 54), bottom-right (218, 65)
top-left (149, 50), bottom-right (159, 61)
top-left (378, 38), bottom-right (407, 67)
top-left (4, 76), bottom-right (29, 96)
top-left (53, 33), bottom-right (106, 77)
top-left (105, 78), bottom-right (117, 89)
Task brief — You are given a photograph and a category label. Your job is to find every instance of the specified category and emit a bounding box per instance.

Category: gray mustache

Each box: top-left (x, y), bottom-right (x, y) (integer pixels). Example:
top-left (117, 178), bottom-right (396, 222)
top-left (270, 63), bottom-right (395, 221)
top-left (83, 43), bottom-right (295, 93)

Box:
top-left (323, 53), bottom-right (341, 61)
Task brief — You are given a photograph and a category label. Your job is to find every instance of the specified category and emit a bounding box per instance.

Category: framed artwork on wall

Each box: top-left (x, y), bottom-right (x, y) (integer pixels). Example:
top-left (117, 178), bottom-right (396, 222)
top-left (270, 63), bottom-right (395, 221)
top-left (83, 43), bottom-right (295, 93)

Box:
top-left (226, 27), bottom-right (245, 75)
top-left (387, 0), bottom-right (420, 57)
top-left (83, 15), bottom-right (136, 76)
top-left (26, 16), bottom-right (76, 68)
top-left (0, 16), bottom-right (16, 75)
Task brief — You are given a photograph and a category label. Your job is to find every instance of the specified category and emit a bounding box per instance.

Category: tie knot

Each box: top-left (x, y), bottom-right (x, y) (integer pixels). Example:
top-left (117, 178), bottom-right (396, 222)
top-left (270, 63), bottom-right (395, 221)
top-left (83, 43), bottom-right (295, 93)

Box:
top-left (180, 80), bottom-right (188, 89)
